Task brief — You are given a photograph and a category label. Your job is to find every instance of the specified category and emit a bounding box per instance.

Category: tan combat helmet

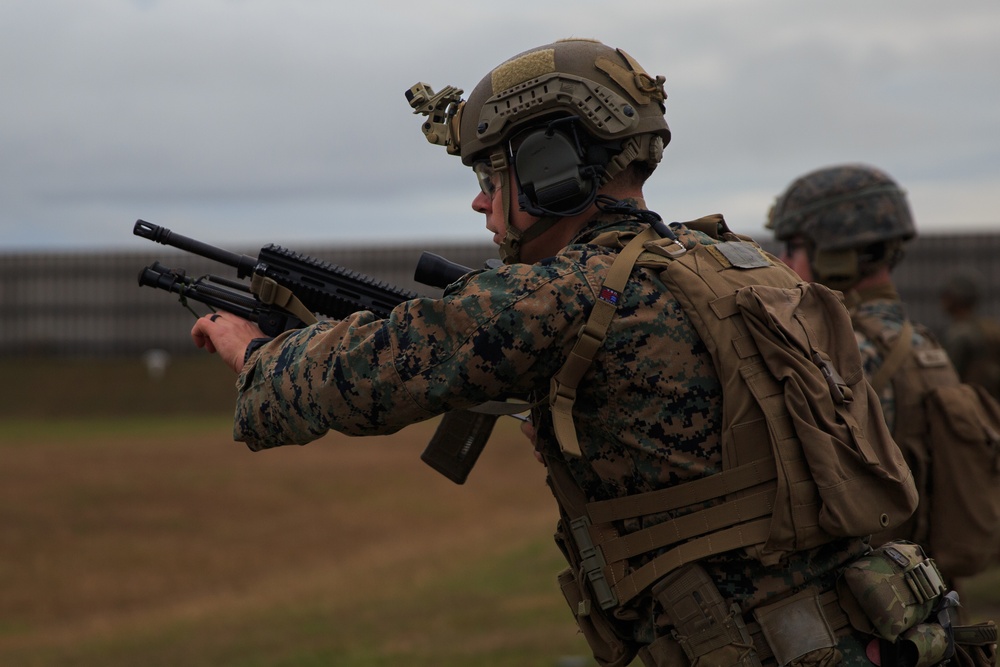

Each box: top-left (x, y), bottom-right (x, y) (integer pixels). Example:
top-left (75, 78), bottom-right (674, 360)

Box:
top-left (767, 164), bottom-right (916, 290)
top-left (408, 38), bottom-right (671, 263)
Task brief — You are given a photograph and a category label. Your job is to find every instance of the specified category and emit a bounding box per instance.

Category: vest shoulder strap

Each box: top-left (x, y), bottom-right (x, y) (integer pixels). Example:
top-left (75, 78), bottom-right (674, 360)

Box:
top-left (868, 319), bottom-right (914, 394)
top-left (550, 225), bottom-right (658, 456)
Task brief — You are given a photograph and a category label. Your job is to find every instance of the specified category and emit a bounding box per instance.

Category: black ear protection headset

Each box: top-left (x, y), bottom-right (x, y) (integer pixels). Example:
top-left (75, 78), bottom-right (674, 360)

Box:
top-left (512, 116), bottom-right (616, 217)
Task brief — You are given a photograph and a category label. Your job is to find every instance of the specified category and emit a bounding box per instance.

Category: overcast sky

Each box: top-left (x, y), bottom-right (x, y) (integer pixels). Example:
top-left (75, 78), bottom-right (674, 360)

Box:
top-left (2, 0), bottom-right (998, 253)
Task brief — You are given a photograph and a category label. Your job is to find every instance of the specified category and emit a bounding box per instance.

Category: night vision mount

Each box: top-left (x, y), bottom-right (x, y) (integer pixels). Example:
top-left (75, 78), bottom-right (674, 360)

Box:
top-left (406, 82), bottom-right (464, 155)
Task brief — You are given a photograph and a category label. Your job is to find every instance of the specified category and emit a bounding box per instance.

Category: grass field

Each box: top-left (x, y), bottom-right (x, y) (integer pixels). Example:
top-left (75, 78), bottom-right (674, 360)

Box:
top-left (0, 357), bottom-right (592, 666)
top-left (2, 356), bottom-right (999, 666)
top-left (0, 416), bottom-right (597, 666)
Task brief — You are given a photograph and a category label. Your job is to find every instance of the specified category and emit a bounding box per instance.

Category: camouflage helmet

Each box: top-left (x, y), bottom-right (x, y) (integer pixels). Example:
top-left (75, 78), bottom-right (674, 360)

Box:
top-left (768, 164), bottom-right (915, 250)
top-left (767, 164), bottom-right (916, 288)
top-left (458, 38), bottom-right (671, 168)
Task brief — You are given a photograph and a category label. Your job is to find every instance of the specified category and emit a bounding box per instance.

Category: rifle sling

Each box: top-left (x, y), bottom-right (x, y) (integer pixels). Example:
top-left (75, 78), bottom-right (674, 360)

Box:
top-left (466, 400), bottom-right (536, 416)
top-left (250, 274), bottom-right (319, 326)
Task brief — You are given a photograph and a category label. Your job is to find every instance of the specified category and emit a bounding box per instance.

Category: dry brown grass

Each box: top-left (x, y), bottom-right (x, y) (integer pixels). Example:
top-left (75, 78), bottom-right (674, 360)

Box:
top-left (0, 411), bottom-right (592, 665)
top-left (3, 357), bottom-right (999, 665)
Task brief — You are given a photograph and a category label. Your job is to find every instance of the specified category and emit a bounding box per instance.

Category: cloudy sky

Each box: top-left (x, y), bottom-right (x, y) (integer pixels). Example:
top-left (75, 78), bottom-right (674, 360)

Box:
top-left (2, 0), bottom-right (998, 253)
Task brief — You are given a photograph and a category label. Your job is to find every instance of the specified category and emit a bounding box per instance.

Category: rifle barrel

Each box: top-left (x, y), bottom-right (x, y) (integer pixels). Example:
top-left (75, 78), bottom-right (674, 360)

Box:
top-left (133, 220), bottom-right (258, 278)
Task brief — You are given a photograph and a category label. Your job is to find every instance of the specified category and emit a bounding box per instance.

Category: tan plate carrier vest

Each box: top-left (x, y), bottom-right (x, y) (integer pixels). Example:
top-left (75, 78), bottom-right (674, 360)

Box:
top-left (852, 294), bottom-right (1000, 580)
top-left (543, 217), bottom-right (921, 666)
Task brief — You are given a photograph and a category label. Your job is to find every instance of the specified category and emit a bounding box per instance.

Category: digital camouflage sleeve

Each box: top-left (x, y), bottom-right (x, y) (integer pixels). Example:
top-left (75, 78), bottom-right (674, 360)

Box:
top-left (233, 250), bottom-right (592, 448)
top-left (233, 213), bottom-right (725, 502)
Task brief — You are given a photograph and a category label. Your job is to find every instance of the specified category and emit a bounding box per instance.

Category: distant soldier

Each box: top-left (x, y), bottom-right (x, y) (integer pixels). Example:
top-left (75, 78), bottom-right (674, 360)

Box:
top-left (768, 164), bottom-right (1000, 586)
top-left (940, 270), bottom-right (1000, 401)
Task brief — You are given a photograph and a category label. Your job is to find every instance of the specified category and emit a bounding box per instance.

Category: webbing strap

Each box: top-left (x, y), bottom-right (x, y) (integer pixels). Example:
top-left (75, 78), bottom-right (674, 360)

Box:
top-left (870, 319), bottom-right (914, 394)
top-left (597, 487), bottom-right (778, 562)
top-left (545, 432), bottom-right (630, 610)
top-left (587, 458), bottom-right (777, 523)
top-left (550, 226), bottom-right (659, 457)
top-left (611, 517), bottom-right (772, 607)
top-left (249, 274), bottom-right (319, 326)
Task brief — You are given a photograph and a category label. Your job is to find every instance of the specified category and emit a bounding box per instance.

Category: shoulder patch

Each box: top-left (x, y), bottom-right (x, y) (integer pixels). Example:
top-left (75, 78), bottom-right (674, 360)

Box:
top-left (707, 242), bottom-right (773, 269)
top-left (915, 348), bottom-right (951, 368)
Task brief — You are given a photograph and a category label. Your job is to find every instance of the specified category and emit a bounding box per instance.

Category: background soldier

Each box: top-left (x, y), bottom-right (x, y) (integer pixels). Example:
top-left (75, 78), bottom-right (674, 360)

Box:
top-left (940, 270), bottom-right (1000, 401)
top-left (190, 44), bottom-right (982, 666)
top-left (767, 164), bottom-right (930, 434)
top-left (767, 164), bottom-right (1000, 588)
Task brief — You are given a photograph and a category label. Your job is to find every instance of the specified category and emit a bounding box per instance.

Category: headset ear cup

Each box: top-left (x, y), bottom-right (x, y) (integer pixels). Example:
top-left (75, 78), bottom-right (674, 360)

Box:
top-left (514, 128), bottom-right (593, 215)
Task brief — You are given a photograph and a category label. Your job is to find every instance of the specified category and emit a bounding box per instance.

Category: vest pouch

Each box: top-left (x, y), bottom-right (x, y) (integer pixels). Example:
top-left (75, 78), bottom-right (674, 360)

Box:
top-left (736, 283), bottom-right (918, 543)
top-left (925, 383), bottom-right (1000, 578)
top-left (651, 564), bottom-right (762, 667)
top-left (557, 566), bottom-right (638, 667)
top-left (636, 635), bottom-right (692, 667)
top-left (837, 541), bottom-right (946, 642)
top-left (752, 589), bottom-right (841, 666)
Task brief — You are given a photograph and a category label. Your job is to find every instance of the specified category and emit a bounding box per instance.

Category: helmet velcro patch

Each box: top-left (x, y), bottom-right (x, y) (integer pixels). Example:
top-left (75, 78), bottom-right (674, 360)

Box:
top-left (492, 49), bottom-right (556, 94)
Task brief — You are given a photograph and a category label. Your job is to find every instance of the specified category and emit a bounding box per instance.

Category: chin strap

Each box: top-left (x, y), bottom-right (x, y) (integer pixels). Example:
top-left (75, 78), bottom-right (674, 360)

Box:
top-left (499, 195), bottom-right (663, 265)
top-left (498, 214), bottom-right (563, 264)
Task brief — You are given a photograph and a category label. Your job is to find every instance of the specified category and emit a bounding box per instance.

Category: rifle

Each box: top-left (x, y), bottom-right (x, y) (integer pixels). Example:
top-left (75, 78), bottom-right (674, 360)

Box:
top-left (134, 219), bottom-right (514, 483)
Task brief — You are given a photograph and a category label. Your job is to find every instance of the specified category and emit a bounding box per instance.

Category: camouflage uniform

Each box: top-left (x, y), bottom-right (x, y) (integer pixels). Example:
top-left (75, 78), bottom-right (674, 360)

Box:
top-left (235, 204), bottom-right (871, 659)
top-left (849, 284), bottom-right (928, 433)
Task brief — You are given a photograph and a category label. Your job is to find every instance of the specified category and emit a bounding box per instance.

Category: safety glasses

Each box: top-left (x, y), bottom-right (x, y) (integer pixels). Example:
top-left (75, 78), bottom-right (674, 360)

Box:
top-left (472, 160), bottom-right (500, 198)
